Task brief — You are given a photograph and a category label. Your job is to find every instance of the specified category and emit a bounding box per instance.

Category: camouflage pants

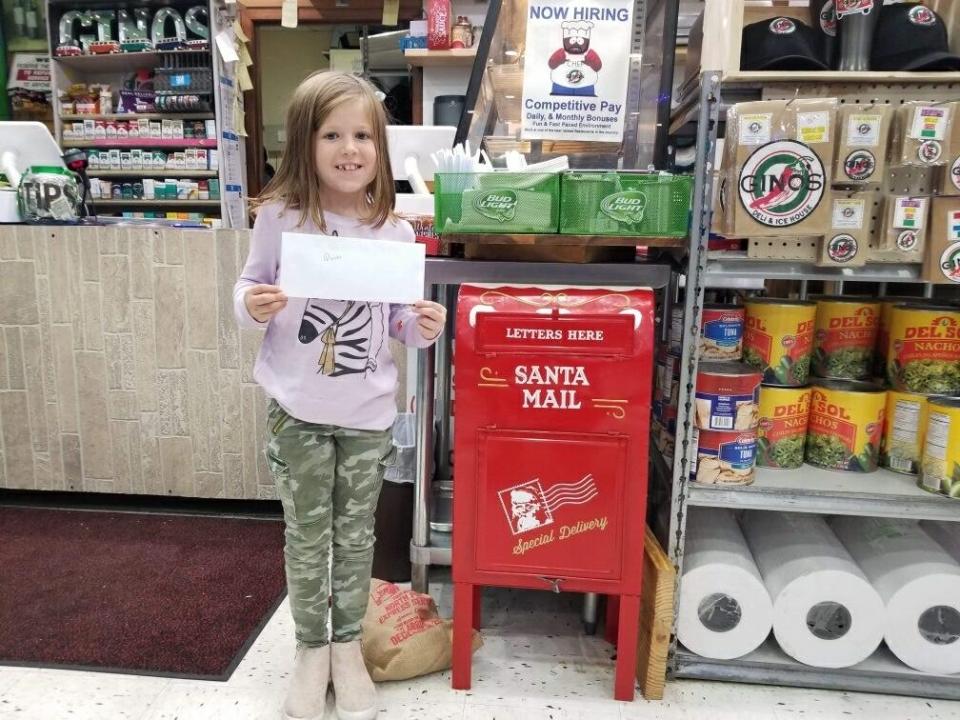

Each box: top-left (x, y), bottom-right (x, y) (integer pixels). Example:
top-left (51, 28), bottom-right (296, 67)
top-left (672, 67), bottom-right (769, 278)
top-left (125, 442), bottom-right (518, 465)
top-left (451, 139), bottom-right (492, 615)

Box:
top-left (265, 400), bottom-right (394, 647)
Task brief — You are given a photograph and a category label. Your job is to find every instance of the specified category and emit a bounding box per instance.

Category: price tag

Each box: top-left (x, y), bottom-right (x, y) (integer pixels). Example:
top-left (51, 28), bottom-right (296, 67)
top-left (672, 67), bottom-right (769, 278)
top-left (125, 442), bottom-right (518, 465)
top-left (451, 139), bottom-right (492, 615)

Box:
top-left (282, 0), bottom-right (298, 29)
top-left (215, 30), bottom-right (239, 64)
top-left (382, 0), bottom-right (400, 25)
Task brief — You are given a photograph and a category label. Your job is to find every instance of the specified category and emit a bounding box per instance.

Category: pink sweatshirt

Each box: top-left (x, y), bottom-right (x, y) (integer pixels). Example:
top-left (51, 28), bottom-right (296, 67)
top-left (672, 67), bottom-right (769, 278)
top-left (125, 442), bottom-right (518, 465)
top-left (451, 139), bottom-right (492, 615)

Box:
top-left (234, 201), bottom-right (438, 431)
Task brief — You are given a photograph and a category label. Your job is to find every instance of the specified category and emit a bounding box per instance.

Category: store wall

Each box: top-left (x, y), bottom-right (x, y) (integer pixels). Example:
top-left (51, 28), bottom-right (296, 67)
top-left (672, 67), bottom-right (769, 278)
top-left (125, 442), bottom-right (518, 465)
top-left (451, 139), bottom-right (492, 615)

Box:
top-left (258, 26), bottom-right (333, 169)
top-left (0, 226), bottom-right (406, 499)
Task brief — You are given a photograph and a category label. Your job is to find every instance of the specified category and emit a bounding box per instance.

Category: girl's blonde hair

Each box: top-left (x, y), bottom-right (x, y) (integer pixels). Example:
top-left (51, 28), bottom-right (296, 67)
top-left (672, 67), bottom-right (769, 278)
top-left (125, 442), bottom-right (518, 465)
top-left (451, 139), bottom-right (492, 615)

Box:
top-left (255, 71), bottom-right (395, 230)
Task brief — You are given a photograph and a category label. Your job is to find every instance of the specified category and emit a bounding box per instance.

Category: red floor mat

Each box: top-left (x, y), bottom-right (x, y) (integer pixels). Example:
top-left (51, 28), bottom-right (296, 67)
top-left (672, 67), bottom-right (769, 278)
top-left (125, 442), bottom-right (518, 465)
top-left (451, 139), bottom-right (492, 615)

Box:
top-left (0, 506), bottom-right (287, 680)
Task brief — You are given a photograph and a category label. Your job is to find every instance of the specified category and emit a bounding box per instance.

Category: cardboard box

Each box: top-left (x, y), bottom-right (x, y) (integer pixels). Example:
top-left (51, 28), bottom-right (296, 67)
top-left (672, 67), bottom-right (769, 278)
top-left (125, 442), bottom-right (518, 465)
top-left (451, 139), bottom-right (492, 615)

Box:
top-left (879, 196), bottom-right (929, 253)
top-left (720, 99), bottom-right (837, 237)
top-left (834, 105), bottom-right (893, 186)
top-left (892, 102), bottom-right (955, 167)
top-left (923, 196), bottom-right (960, 284)
top-left (817, 194), bottom-right (870, 267)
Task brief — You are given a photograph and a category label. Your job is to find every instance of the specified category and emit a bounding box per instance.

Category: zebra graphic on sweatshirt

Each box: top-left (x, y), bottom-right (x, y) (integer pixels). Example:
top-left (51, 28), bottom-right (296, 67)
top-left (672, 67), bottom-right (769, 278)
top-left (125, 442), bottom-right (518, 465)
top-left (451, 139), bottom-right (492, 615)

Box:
top-left (295, 231), bottom-right (384, 377)
top-left (298, 299), bottom-right (384, 377)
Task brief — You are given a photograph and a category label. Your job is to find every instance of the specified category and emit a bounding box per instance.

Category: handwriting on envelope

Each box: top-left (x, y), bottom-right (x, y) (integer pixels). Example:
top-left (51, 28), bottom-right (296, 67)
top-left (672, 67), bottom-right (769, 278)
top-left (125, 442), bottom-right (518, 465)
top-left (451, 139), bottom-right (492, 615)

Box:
top-left (279, 232), bottom-right (426, 304)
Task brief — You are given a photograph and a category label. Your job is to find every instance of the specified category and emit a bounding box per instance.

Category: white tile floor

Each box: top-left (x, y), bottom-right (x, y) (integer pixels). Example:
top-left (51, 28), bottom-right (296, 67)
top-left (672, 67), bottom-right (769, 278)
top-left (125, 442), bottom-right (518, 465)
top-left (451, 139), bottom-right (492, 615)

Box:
top-left (1, 580), bottom-right (958, 720)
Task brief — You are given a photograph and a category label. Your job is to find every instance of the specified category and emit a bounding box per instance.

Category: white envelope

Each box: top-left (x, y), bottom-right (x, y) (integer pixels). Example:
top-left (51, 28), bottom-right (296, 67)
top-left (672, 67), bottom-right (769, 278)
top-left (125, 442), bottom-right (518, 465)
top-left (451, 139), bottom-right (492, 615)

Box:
top-left (279, 232), bottom-right (426, 304)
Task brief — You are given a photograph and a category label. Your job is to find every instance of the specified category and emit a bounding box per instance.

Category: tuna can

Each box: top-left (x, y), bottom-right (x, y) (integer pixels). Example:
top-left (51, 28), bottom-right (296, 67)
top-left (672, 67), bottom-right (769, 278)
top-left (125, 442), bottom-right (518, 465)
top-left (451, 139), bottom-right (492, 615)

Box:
top-left (919, 396), bottom-right (960, 498)
top-left (812, 297), bottom-right (880, 380)
top-left (694, 361), bottom-right (762, 432)
top-left (886, 303), bottom-right (960, 394)
top-left (743, 299), bottom-right (817, 387)
top-left (882, 389), bottom-right (931, 476)
top-left (875, 296), bottom-right (928, 378)
top-left (757, 386), bottom-right (811, 469)
top-left (806, 379), bottom-right (886, 473)
top-left (691, 427), bottom-right (758, 485)
top-left (700, 304), bottom-right (745, 361)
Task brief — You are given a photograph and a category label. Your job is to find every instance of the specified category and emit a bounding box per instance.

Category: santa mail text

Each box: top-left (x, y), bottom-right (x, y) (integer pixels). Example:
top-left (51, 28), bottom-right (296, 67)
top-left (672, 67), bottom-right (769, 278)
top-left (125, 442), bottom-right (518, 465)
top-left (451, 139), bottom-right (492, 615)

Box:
top-left (530, 5), bottom-right (630, 22)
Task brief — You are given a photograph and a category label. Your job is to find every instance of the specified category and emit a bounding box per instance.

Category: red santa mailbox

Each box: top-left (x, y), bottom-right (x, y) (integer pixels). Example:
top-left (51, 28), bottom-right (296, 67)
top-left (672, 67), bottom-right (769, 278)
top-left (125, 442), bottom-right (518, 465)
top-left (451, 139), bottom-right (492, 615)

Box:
top-left (451, 284), bottom-right (654, 701)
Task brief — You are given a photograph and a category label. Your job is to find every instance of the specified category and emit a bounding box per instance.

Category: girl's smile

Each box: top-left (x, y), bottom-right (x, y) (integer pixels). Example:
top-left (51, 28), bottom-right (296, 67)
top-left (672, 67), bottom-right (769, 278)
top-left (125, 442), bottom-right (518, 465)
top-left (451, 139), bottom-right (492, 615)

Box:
top-left (314, 98), bottom-right (378, 215)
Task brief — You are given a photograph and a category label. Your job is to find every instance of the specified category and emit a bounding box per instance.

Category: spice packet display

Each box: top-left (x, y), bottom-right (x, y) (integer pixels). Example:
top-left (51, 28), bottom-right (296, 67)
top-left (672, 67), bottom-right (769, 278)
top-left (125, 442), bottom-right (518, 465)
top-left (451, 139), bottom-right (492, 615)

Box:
top-left (878, 195), bottom-right (929, 253)
top-left (941, 108), bottom-right (960, 196)
top-left (718, 99), bottom-right (836, 237)
top-left (818, 194), bottom-right (870, 267)
top-left (923, 196), bottom-right (960, 284)
top-left (834, 104), bottom-right (893, 186)
top-left (891, 101), bottom-right (955, 167)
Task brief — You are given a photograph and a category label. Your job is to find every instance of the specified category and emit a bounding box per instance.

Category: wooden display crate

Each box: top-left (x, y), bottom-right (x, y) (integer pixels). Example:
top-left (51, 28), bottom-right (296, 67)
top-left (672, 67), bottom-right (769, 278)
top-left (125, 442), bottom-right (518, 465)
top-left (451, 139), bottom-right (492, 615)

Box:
top-left (445, 232), bottom-right (687, 264)
top-left (692, 0), bottom-right (960, 82)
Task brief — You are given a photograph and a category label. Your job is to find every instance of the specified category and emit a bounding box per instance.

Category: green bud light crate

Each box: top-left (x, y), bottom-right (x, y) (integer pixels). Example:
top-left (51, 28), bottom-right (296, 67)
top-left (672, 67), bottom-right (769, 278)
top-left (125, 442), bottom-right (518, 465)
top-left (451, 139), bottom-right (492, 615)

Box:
top-left (559, 172), bottom-right (693, 237)
top-left (434, 172), bottom-right (560, 234)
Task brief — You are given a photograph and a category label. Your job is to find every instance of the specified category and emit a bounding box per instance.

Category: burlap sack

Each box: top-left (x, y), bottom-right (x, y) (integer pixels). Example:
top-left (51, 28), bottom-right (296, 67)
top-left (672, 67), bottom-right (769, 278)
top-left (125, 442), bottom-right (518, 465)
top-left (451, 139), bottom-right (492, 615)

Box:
top-left (361, 579), bottom-right (482, 682)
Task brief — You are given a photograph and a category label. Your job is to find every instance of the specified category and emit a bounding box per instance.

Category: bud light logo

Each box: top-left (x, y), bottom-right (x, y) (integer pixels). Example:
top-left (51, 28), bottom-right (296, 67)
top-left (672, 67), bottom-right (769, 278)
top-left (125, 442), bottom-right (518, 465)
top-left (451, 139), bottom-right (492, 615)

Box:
top-left (599, 191), bottom-right (647, 225)
top-left (474, 190), bottom-right (518, 222)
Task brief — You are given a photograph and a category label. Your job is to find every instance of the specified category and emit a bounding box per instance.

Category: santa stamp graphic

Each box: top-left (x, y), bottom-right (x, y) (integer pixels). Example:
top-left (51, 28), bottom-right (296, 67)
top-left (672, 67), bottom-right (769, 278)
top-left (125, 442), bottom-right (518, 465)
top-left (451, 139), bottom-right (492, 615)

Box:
top-left (498, 475), bottom-right (599, 536)
top-left (548, 21), bottom-right (602, 96)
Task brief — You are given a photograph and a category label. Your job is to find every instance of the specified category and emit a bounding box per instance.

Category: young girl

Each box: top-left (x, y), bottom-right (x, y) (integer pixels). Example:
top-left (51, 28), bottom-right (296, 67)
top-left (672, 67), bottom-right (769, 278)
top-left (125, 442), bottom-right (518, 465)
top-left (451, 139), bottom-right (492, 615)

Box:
top-left (234, 71), bottom-right (446, 720)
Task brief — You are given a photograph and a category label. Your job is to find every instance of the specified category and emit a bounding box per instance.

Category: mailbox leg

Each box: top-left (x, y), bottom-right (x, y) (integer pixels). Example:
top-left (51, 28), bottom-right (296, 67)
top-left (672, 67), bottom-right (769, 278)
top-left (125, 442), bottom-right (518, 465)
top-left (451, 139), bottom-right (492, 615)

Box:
top-left (605, 594), bottom-right (620, 645)
top-left (452, 582), bottom-right (474, 690)
top-left (473, 585), bottom-right (482, 630)
top-left (613, 594), bottom-right (640, 702)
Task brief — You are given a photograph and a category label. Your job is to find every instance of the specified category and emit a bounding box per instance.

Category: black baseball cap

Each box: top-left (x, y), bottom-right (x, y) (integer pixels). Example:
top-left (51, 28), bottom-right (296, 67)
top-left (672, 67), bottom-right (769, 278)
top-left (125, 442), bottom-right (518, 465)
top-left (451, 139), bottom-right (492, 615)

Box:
top-left (741, 16), bottom-right (830, 71)
top-left (872, 3), bottom-right (960, 72)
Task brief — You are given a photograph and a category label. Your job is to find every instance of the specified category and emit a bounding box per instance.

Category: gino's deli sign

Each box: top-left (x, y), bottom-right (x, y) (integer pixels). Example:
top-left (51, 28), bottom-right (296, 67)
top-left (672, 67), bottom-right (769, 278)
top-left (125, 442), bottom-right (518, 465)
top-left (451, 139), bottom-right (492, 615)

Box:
top-left (739, 140), bottom-right (826, 228)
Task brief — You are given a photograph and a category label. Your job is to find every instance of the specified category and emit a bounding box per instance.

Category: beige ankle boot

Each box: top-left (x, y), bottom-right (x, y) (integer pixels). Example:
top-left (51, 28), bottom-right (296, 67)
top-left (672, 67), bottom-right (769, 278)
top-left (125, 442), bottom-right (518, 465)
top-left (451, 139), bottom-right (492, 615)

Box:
top-left (331, 640), bottom-right (378, 720)
top-left (283, 644), bottom-right (330, 720)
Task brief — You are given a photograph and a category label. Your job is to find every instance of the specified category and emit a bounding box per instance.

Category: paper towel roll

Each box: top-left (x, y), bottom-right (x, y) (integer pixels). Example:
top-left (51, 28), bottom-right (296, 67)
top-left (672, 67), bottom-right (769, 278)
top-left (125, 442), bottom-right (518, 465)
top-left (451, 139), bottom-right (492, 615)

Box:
top-left (741, 511), bottom-right (884, 668)
top-left (677, 508), bottom-right (773, 659)
top-left (830, 517), bottom-right (960, 674)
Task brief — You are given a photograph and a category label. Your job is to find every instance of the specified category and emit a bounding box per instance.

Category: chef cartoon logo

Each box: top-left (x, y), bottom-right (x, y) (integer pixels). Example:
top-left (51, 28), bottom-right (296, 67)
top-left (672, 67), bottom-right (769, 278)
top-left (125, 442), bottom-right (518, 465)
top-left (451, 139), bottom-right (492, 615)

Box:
top-left (499, 474), bottom-right (598, 535)
top-left (548, 21), bottom-right (602, 96)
